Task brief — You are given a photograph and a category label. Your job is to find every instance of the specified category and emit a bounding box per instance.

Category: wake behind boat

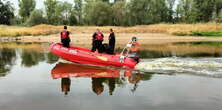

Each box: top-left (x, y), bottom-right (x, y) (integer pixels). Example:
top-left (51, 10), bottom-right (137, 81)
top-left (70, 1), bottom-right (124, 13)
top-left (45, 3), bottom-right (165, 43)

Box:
top-left (50, 43), bottom-right (139, 68)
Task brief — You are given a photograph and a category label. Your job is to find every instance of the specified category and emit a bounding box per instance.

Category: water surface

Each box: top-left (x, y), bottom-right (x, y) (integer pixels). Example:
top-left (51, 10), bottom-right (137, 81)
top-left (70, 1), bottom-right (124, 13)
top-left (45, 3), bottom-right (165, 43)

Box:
top-left (0, 42), bottom-right (222, 110)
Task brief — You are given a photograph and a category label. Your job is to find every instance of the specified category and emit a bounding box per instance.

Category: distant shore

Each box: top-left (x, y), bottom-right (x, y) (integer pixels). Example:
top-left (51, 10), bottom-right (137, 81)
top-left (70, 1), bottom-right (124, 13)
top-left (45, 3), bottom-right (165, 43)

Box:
top-left (0, 24), bottom-right (221, 37)
top-left (1, 24), bottom-right (222, 46)
top-left (1, 32), bottom-right (222, 46)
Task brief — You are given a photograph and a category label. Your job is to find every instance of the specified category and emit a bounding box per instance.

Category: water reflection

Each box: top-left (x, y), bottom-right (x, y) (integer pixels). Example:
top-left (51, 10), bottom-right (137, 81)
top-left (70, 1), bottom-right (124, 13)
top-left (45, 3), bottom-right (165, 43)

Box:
top-left (47, 52), bottom-right (59, 64)
top-left (21, 50), bottom-right (46, 67)
top-left (61, 78), bottom-right (71, 95)
top-left (0, 48), bottom-right (16, 76)
top-left (0, 44), bottom-right (59, 77)
top-left (20, 49), bottom-right (58, 67)
top-left (51, 63), bottom-right (147, 95)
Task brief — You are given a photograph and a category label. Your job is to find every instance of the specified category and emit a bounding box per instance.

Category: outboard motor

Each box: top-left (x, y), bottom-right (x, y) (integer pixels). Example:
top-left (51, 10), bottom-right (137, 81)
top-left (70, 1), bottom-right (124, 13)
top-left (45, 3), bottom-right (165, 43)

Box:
top-left (128, 53), bottom-right (140, 63)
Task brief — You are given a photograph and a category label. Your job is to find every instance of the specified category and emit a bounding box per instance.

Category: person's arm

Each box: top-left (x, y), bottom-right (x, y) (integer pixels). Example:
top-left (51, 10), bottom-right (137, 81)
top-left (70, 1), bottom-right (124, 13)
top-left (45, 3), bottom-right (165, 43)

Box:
top-left (92, 33), bottom-right (96, 40)
top-left (67, 31), bottom-right (70, 37)
top-left (102, 33), bottom-right (104, 39)
top-left (68, 31), bottom-right (71, 41)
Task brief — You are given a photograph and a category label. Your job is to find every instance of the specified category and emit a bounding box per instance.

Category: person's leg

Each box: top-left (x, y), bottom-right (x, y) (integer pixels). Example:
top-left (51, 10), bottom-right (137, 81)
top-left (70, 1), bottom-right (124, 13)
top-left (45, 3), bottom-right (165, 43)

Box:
top-left (62, 39), bottom-right (66, 47)
top-left (67, 39), bottom-right (70, 48)
top-left (108, 44), bottom-right (115, 54)
top-left (110, 45), bottom-right (115, 54)
top-left (64, 39), bottom-right (69, 48)
top-left (98, 41), bottom-right (103, 53)
top-left (91, 41), bottom-right (97, 52)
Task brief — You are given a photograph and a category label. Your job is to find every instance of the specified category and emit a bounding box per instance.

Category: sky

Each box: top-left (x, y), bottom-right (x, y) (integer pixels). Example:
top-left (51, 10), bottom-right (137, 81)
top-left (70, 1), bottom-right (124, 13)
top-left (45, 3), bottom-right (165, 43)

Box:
top-left (9, 0), bottom-right (116, 10)
top-left (9, 0), bottom-right (74, 10)
top-left (8, 0), bottom-right (178, 13)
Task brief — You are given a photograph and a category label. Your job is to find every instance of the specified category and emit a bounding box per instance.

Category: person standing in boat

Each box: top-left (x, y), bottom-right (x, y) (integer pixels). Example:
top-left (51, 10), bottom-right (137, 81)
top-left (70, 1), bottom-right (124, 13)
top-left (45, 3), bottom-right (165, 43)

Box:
top-left (60, 25), bottom-right (71, 48)
top-left (108, 29), bottom-right (116, 54)
top-left (91, 29), bottom-right (104, 53)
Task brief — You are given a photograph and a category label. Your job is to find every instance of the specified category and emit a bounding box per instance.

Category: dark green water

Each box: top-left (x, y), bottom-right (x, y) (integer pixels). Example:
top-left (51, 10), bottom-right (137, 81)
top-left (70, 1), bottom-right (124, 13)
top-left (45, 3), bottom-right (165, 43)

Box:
top-left (0, 42), bottom-right (222, 110)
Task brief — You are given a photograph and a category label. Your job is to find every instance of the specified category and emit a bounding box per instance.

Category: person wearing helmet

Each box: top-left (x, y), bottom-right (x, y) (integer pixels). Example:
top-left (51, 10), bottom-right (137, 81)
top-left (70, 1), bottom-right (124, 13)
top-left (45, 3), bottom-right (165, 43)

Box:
top-left (127, 37), bottom-right (140, 63)
top-left (127, 37), bottom-right (140, 53)
top-left (60, 25), bottom-right (71, 48)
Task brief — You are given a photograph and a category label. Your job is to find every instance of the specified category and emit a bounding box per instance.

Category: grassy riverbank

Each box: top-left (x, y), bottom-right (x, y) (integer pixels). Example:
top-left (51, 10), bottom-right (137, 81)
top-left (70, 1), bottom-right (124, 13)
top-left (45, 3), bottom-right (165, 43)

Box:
top-left (0, 23), bottom-right (221, 37)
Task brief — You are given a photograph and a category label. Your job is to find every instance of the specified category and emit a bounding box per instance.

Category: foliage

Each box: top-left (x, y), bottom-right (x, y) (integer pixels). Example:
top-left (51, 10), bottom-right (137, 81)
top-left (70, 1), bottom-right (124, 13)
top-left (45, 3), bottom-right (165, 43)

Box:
top-left (18, 0), bottom-right (36, 22)
top-left (0, 0), bottom-right (14, 25)
top-left (44, 0), bottom-right (73, 25)
top-left (111, 1), bottom-right (126, 26)
top-left (25, 9), bottom-right (46, 26)
top-left (192, 0), bottom-right (215, 22)
top-left (44, 0), bottom-right (58, 25)
top-left (74, 0), bottom-right (83, 25)
top-left (8, 0), bottom-right (222, 26)
top-left (84, 1), bottom-right (112, 26)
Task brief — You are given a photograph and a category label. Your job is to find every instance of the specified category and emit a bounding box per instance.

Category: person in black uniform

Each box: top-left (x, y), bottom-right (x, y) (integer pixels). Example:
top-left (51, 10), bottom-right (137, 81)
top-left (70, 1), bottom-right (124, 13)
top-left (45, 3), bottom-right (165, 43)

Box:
top-left (108, 29), bottom-right (116, 54)
top-left (91, 29), bottom-right (104, 53)
top-left (60, 26), bottom-right (71, 48)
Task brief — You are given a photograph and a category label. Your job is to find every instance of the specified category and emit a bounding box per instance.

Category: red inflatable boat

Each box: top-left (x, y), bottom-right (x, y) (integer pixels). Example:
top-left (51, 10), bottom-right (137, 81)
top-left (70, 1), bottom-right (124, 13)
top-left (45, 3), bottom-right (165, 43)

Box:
top-left (50, 43), bottom-right (138, 68)
top-left (51, 63), bottom-right (132, 79)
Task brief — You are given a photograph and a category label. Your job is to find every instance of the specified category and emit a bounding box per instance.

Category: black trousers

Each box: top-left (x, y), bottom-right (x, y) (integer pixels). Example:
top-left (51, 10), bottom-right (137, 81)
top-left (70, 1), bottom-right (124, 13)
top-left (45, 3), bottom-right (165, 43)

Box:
top-left (61, 38), bottom-right (70, 48)
top-left (108, 44), bottom-right (115, 54)
top-left (91, 40), bottom-right (103, 53)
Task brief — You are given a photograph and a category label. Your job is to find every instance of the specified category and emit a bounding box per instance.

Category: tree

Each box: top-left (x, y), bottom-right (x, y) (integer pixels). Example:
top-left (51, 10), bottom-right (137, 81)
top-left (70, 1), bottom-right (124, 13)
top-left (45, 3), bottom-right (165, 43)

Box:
top-left (57, 1), bottom-right (73, 25)
top-left (84, 1), bottom-right (112, 26)
top-left (69, 11), bottom-right (78, 25)
top-left (18, 0), bottom-right (36, 22)
top-left (44, 0), bottom-right (58, 24)
top-left (192, 0), bottom-right (215, 22)
top-left (149, 0), bottom-right (169, 23)
top-left (166, 0), bottom-right (176, 22)
top-left (215, 0), bottom-right (222, 22)
top-left (74, 0), bottom-right (83, 25)
top-left (0, 0), bottom-right (14, 25)
top-left (176, 0), bottom-right (194, 23)
top-left (126, 0), bottom-right (151, 25)
top-left (25, 9), bottom-right (46, 26)
top-left (112, 1), bottom-right (126, 26)
top-left (44, 0), bottom-right (73, 25)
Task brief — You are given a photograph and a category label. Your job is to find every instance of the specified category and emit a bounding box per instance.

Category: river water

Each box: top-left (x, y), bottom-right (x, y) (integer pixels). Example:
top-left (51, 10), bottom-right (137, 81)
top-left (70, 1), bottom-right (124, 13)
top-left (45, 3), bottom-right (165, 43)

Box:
top-left (0, 42), bottom-right (222, 110)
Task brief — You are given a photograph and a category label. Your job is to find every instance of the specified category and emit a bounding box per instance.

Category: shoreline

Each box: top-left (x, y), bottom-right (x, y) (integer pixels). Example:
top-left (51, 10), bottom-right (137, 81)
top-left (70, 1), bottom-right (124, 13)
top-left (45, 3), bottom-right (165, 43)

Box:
top-left (1, 33), bottom-right (222, 45)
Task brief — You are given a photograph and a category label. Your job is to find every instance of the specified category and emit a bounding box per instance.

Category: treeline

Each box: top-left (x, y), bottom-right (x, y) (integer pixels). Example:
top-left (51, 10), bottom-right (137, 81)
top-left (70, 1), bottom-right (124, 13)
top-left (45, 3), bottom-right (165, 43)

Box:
top-left (0, 0), bottom-right (222, 26)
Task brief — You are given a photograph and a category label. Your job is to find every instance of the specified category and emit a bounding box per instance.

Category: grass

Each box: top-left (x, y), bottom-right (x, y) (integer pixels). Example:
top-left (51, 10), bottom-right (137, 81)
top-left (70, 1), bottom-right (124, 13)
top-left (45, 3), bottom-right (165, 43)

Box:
top-left (191, 31), bottom-right (222, 37)
top-left (190, 42), bottom-right (222, 47)
top-left (0, 24), bottom-right (61, 37)
top-left (0, 23), bottom-right (222, 37)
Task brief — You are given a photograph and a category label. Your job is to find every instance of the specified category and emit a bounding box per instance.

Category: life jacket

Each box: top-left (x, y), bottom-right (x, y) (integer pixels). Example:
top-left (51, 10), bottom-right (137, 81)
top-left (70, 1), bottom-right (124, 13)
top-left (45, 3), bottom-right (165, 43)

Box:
top-left (61, 30), bottom-right (69, 39)
top-left (95, 32), bottom-right (103, 41)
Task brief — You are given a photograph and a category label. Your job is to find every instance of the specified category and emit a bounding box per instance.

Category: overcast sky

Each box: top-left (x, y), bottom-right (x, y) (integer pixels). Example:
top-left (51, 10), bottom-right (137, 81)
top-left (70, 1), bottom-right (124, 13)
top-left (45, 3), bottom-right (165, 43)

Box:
top-left (9, 0), bottom-right (74, 10)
